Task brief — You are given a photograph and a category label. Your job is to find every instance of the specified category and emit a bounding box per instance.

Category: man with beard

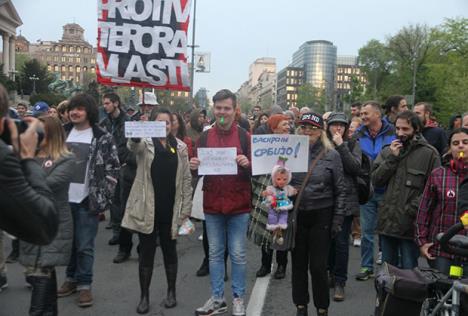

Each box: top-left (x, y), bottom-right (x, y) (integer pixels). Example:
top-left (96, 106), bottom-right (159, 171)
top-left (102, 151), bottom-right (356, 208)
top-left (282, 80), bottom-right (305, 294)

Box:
top-left (413, 102), bottom-right (448, 156)
top-left (372, 111), bottom-right (440, 269)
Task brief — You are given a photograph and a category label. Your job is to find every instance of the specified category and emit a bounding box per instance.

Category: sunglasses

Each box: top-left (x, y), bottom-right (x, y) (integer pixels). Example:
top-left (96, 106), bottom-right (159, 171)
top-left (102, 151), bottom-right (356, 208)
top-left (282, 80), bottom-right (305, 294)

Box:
top-left (300, 125), bottom-right (320, 130)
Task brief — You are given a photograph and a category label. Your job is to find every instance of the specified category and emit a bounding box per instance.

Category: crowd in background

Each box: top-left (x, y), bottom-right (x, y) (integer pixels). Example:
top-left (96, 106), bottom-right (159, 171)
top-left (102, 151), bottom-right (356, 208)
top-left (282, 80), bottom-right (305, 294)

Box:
top-left (1, 83), bottom-right (468, 316)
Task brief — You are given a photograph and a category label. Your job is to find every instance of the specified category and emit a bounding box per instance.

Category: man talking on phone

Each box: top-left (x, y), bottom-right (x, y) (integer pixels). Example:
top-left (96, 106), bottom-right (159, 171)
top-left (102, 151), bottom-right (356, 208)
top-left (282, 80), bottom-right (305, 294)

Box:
top-left (372, 111), bottom-right (440, 269)
top-left (0, 84), bottom-right (58, 245)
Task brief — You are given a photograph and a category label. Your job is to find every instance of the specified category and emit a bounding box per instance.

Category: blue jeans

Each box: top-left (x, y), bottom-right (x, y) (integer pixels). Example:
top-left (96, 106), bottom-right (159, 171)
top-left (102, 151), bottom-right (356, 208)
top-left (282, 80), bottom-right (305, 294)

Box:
top-left (380, 235), bottom-right (419, 269)
top-left (66, 202), bottom-right (99, 290)
top-left (360, 192), bottom-right (383, 271)
top-left (329, 215), bottom-right (353, 284)
top-left (205, 212), bottom-right (249, 300)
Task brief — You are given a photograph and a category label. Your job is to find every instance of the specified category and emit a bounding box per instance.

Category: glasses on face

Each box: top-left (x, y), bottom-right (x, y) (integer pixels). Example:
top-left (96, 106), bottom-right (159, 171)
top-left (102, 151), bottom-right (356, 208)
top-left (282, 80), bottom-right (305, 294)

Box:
top-left (300, 125), bottom-right (319, 131)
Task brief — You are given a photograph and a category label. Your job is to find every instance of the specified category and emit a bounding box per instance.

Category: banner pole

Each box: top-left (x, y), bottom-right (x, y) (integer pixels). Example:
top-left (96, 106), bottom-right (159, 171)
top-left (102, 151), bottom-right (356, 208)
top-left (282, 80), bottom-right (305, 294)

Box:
top-left (189, 0), bottom-right (197, 103)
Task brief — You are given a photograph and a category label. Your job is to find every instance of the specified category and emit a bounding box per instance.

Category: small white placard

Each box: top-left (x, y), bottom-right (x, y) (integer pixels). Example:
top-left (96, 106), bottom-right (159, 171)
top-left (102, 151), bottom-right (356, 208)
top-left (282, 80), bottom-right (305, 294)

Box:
top-left (125, 121), bottom-right (166, 138)
top-left (198, 147), bottom-right (238, 175)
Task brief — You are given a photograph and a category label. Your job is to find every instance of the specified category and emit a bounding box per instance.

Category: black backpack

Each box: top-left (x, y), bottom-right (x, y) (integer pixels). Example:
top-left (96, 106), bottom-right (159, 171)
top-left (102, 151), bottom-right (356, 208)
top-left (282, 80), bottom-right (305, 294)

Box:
top-left (348, 139), bottom-right (374, 205)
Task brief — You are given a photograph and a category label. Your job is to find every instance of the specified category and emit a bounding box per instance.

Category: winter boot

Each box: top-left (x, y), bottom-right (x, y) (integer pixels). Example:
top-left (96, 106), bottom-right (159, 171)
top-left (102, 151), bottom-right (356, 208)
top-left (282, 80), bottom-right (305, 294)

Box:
top-left (136, 267), bottom-right (153, 314)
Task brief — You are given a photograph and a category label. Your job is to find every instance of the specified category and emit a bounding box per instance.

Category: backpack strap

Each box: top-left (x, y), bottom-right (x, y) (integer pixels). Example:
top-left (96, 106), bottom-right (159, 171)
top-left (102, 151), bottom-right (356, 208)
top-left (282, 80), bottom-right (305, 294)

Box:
top-left (237, 126), bottom-right (249, 156)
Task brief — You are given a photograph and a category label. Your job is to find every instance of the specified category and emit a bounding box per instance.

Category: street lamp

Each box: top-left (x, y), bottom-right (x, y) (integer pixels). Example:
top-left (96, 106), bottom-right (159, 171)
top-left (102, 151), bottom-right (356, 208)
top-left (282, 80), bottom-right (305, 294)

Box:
top-left (29, 74), bottom-right (39, 95)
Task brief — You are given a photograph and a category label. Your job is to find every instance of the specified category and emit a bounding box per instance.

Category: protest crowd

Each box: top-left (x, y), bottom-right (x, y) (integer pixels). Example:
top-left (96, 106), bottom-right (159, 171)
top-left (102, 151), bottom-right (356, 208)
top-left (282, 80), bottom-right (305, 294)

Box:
top-left (1, 82), bottom-right (468, 316)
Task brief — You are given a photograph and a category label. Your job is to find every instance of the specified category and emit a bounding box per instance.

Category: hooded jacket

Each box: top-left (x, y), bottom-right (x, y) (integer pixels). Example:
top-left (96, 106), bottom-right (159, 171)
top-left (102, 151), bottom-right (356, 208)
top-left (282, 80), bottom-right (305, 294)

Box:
top-left (19, 154), bottom-right (75, 267)
top-left (373, 135), bottom-right (440, 239)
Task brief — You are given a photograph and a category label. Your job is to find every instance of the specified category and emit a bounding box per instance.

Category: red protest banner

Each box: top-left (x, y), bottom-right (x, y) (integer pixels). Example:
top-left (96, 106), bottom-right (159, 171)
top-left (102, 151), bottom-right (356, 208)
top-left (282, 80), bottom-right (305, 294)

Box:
top-left (97, 0), bottom-right (191, 91)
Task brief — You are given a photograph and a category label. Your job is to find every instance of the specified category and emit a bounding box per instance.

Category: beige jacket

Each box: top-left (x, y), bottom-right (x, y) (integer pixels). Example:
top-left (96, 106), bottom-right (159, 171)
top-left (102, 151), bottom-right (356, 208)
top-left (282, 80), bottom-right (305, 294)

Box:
top-left (121, 137), bottom-right (193, 239)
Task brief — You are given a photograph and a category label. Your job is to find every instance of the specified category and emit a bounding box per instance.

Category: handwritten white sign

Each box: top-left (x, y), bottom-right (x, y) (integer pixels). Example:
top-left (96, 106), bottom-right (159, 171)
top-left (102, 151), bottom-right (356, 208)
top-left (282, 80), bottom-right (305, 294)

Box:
top-left (198, 147), bottom-right (238, 175)
top-left (125, 121), bottom-right (166, 138)
top-left (251, 134), bottom-right (309, 175)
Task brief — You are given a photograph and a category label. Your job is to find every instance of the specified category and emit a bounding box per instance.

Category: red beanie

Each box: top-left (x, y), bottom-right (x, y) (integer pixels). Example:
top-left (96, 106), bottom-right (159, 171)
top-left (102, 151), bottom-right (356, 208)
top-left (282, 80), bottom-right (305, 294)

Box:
top-left (268, 114), bottom-right (288, 131)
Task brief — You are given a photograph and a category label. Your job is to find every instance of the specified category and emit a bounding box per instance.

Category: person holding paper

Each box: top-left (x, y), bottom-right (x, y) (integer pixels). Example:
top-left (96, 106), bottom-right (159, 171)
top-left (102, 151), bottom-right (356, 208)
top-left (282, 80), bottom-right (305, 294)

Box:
top-left (121, 108), bottom-right (192, 314)
top-left (190, 89), bottom-right (251, 316)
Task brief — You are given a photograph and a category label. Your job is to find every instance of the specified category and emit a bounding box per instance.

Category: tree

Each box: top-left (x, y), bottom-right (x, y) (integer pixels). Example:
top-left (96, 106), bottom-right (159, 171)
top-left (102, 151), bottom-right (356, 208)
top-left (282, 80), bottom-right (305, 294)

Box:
top-left (387, 24), bottom-right (432, 105)
top-left (19, 59), bottom-right (52, 95)
top-left (194, 88), bottom-right (209, 108)
top-left (297, 83), bottom-right (327, 113)
top-left (358, 39), bottom-right (392, 99)
top-left (342, 75), bottom-right (365, 105)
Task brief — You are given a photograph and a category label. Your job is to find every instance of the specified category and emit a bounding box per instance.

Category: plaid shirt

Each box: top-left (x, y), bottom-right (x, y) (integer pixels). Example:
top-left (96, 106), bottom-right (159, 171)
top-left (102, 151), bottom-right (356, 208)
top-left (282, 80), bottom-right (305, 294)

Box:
top-left (415, 165), bottom-right (467, 261)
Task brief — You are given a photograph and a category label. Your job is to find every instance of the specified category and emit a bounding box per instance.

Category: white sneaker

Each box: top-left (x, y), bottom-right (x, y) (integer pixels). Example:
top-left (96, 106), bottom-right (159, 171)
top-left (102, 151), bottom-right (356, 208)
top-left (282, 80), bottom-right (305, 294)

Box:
top-left (232, 297), bottom-right (246, 316)
top-left (198, 234), bottom-right (203, 241)
top-left (195, 297), bottom-right (228, 315)
top-left (353, 239), bottom-right (361, 247)
top-left (376, 251), bottom-right (383, 265)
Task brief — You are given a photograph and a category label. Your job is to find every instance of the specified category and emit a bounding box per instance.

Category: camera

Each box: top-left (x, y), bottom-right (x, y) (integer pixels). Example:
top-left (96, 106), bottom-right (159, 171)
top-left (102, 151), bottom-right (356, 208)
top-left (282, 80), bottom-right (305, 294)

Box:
top-left (1, 119), bottom-right (44, 147)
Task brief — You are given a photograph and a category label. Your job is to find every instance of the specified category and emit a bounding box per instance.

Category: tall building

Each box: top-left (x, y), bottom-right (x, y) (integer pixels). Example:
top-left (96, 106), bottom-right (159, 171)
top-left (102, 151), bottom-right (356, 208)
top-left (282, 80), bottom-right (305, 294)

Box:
top-left (276, 66), bottom-right (304, 109)
top-left (249, 57), bottom-right (276, 87)
top-left (291, 40), bottom-right (337, 110)
top-left (256, 69), bottom-right (277, 108)
top-left (25, 23), bottom-right (97, 84)
top-left (336, 55), bottom-right (367, 111)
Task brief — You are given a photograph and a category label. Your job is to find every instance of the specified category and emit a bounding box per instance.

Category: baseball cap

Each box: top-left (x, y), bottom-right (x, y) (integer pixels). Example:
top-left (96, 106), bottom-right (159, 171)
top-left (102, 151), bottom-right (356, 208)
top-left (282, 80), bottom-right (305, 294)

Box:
top-left (298, 112), bottom-right (324, 129)
top-left (32, 101), bottom-right (49, 117)
top-left (327, 112), bottom-right (349, 126)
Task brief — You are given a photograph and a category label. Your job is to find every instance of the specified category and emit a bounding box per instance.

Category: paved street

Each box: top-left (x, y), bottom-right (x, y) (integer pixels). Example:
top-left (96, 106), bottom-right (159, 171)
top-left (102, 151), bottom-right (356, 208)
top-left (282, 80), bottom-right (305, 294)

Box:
top-left (0, 217), bottom-right (375, 316)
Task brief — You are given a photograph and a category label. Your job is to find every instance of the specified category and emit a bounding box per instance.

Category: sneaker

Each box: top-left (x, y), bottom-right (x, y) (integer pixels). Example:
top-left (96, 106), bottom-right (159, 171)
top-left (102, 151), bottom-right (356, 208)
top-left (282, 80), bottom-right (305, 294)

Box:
top-left (0, 274), bottom-right (8, 292)
top-left (232, 298), bottom-right (246, 316)
top-left (355, 268), bottom-right (374, 281)
top-left (333, 283), bottom-right (345, 301)
top-left (195, 297), bottom-right (228, 316)
top-left (353, 238), bottom-right (361, 247)
top-left (78, 289), bottom-right (93, 307)
top-left (376, 252), bottom-right (382, 265)
top-left (57, 281), bottom-right (77, 297)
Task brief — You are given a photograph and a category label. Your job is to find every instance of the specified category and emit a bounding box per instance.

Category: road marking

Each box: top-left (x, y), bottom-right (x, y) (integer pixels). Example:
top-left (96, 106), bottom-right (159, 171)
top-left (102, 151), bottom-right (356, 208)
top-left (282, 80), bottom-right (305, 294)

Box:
top-left (246, 272), bottom-right (271, 316)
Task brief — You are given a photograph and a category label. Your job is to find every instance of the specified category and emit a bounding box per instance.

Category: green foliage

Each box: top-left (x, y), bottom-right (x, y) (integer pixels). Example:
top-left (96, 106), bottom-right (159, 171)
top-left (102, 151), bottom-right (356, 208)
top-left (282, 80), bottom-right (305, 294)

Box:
top-left (0, 67), bottom-right (16, 91)
top-left (297, 83), bottom-right (326, 113)
top-left (358, 18), bottom-right (468, 125)
top-left (343, 75), bottom-right (365, 104)
top-left (238, 96), bottom-right (253, 115)
top-left (19, 59), bottom-right (52, 94)
top-left (30, 93), bottom-right (66, 106)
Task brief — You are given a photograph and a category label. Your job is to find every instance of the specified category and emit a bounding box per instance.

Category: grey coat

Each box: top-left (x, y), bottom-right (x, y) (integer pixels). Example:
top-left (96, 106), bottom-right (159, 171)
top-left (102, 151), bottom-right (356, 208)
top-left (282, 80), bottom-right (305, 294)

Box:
top-left (19, 154), bottom-right (75, 268)
top-left (335, 140), bottom-right (362, 216)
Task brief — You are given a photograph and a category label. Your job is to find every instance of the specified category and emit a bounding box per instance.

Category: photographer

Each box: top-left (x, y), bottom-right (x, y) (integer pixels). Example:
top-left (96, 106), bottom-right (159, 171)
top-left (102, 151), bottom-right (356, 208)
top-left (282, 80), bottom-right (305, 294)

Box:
top-left (0, 84), bottom-right (58, 245)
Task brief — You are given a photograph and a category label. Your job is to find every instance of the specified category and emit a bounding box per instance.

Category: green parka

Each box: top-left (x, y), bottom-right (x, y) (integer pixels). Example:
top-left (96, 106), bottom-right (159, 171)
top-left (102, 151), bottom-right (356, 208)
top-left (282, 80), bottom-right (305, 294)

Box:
top-left (373, 135), bottom-right (440, 239)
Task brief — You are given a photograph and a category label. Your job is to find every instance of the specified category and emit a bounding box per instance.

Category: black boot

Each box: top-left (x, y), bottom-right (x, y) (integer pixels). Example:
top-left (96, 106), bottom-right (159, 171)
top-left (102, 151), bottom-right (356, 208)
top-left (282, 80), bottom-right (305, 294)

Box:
top-left (196, 258), bottom-right (209, 277)
top-left (29, 273), bottom-right (57, 316)
top-left (163, 263), bottom-right (177, 308)
top-left (136, 267), bottom-right (153, 314)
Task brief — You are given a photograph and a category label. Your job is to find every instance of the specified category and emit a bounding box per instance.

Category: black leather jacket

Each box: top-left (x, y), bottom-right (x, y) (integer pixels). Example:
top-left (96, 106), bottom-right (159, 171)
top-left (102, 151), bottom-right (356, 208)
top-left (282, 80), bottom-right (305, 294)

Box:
top-left (0, 139), bottom-right (58, 245)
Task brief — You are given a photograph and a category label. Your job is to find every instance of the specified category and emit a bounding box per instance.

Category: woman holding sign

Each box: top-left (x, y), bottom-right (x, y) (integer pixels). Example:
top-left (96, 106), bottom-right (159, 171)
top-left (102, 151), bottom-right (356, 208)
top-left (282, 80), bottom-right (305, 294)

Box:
top-left (122, 108), bottom-right (192, 314)
top-left (290, 112), bottom-right (346, 316)
top-left (248, 114), bottom-right (292, 280)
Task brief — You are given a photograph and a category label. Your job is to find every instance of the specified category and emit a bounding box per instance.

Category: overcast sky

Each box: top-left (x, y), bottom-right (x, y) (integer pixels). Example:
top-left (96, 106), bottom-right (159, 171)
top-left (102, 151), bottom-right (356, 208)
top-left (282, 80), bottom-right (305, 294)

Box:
top-left (11, 0), bottom-right (468, 98)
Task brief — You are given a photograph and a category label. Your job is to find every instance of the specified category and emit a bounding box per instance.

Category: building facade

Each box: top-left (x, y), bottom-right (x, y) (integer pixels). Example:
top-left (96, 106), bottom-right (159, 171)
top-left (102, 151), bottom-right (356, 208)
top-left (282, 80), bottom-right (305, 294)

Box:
top-left (256, 69), bottom-right (277, 108)
top-left (276, 66), bottom-right (304, 109)
top-left (26, 23), bottom-right (97, 84)
top-left (0, 0), bottom-right (22, 78)
top-left (291, 40), bottom-right (337, 110)
top-left (249, 57), bottom-right (276, 87)
top-left (336, 55), bottom-right (367, 111)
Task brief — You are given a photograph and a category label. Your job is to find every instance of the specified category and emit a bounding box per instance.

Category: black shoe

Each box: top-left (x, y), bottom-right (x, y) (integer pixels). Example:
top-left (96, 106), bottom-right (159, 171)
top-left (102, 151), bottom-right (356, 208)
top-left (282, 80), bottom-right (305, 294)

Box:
top-left (108, 235), bottom-right (119, 246)
top-left (162, 263), bottom-right (177, 308)
top-left (105, 222), bottom-right (113, 229)
top-left (333, 283), bottom-right (345, 302)
top-left (296, 305), bottom-right (308, 316)
top-left (196, 259), bottom-right (209, 277)
top-left (256, 265), bottom-right (271, 278)
top-left (0, 274), bottom-right (8, 292)
top-left (6, 241), bottom-right (19, 263)
top-left (274, 265), bottom-right (286, 279)
top-left (113, 251), bottom-right (130, 264)
top-left (317, 308), bottom-right (328, 316)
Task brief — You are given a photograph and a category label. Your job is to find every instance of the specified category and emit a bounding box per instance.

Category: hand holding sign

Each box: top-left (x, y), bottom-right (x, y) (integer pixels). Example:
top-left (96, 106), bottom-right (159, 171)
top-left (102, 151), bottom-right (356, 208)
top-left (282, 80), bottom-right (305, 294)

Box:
top-left (125, 121), bottom-right (166, 138)
top-left (198, 147), bottom-right (238, 175)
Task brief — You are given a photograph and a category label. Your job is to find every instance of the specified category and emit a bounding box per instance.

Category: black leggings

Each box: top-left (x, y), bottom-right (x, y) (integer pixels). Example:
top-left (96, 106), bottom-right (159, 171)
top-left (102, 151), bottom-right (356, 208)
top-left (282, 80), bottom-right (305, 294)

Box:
top-left (138, 223), bottom-right (177, 269)
top-left (292, 208), bottom-right (333, 310)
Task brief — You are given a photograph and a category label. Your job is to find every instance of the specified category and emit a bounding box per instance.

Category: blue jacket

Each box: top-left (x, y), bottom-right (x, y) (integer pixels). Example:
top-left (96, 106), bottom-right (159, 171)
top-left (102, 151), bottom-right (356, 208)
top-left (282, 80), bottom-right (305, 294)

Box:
top-left (355, 120), bottom-right (396, 194)
top-left (355, 120), bottom-right (396, 161)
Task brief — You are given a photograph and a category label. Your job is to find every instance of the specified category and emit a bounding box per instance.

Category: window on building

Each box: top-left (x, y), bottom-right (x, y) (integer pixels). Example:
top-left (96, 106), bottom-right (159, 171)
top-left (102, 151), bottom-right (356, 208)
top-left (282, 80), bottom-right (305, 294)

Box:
top-left (54, 46), bottom-right (59, 52)
top-left (61, 56), bottom-right (66, 62)
top-left (69, 66), bottom-right (73, 72)
top-left (91, 67), bottom-right (95, 73)
top-left (61, 75), bottom-right (66, 80)
top-left (76, 57), bottom-right (81, 63)
top-left (76, 66), bottom-right (81, 73)
top-left (77, 47), bottom-right (81, 53)
top-left (54, 65), bottom-right (59, 72)
top-left (83, 66), bottom-right (88, 72)
top-left (47, 65), bottom-right (52, 71)
top-left (61, 65), bottom-right (66, 72)
top-left (69, 46), bottom-right (74, 52)
top-left (91, 58), bottom-right (95, 64)
top-left (69, 57), bottom-right (73, 62)
top-left (62, 46), bottom-right (67, 52)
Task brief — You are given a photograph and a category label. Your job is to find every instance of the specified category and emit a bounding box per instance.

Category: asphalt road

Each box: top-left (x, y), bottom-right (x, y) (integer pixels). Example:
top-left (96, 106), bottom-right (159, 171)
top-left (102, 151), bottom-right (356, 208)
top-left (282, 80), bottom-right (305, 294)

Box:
top-left (0, 217), bottom-right (375, 316)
